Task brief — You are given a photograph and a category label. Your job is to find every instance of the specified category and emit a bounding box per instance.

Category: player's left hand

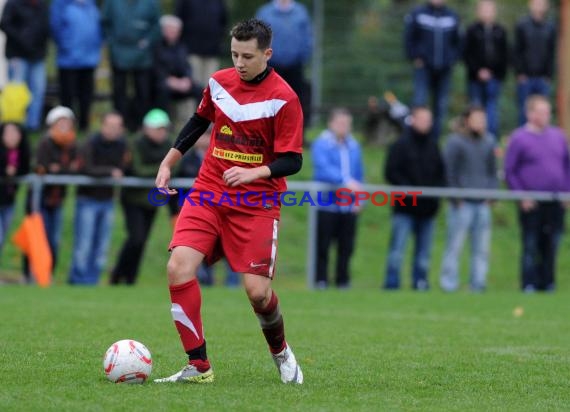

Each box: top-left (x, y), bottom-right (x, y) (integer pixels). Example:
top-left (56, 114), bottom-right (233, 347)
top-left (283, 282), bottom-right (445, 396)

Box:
top-left (223, 166), bottom-right (268, 187)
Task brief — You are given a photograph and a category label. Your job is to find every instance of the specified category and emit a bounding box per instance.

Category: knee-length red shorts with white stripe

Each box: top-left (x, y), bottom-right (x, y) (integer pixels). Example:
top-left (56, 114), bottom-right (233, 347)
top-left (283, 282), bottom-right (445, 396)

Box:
top-left (169, 200), bottom-right (279, 278)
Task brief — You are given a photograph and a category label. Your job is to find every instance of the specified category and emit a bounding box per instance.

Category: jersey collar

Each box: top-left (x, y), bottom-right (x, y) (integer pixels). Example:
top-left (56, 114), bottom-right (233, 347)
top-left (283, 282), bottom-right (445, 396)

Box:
top-left (245, 67), bottom-right (273, 84)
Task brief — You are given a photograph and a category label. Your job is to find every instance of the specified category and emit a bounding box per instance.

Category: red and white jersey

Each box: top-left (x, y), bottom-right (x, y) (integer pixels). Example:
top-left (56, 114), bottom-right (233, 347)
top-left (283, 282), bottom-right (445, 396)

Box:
top-left (193, 67), bottom-right (303, 217)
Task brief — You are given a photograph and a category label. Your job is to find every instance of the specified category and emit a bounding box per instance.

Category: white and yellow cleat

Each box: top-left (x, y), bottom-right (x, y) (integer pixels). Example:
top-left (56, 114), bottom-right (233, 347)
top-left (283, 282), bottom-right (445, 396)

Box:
top-left (272, 344), bottom-right (303, 384)
top-left (154, 364), bottom-right (214, 384)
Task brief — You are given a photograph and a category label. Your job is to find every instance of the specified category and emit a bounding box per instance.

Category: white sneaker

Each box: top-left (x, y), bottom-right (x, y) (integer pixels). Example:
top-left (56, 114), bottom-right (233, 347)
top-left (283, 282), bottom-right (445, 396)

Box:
top-left (272, 344), bottom-right (303, 384)
top-left (154, 364), bottom-right (214, 383)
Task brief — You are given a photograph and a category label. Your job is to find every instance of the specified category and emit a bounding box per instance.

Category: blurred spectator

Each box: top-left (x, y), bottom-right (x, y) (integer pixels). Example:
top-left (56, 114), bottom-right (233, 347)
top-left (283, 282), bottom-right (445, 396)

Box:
top-left (256, 0), bottom-right (313, 127)
top-left (0, 0), bottom-right (49, 131)
top-left (68, 112), bottom-right (128, 285)
top-left (311, 108), bottom-right (364, 289)
top-left (0, 82), bottom-right (31, 124)
top-left (364, 93), bottom-right (409, 146)
top-left (505, 95), bottom-right (570, 293)
top-left (383, 107), bottom-right (445, 290)
top-left (463, 0), bottom-right (508, 140)
top-left (175, 0), bottom-right (227, 86)
top-left (154, 15), bottom-right (202, 131)
top-left (35, 106), bottom-right (78, 273)
top-left (110, 109), bottom-right (171, 285)
top-left (101, 0), bottom-right (160, 131)
top-left (514, 0), bottom-right (556, 125)
top-left (404, 0), bottom-right (461, 140)
top-left (0, 122), bottom-right (30, 260)
top-left (50, 0), bottom-right (103, 132)
top-left (176, 127), bottom-right (240, 287)
top-left (0, 0), bottom-right (6, 88)
top-left (440, 106), bottom-right (498, 292)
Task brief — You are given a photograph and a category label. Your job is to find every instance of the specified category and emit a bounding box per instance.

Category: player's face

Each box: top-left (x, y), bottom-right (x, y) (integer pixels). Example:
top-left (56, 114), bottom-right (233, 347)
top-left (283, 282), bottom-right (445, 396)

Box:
top-left (231, 38), bottom-right (272, 81)
top-left (527, 100), bottom-right (551, 129)
top-left (101, 114), bottom-right (125, 141)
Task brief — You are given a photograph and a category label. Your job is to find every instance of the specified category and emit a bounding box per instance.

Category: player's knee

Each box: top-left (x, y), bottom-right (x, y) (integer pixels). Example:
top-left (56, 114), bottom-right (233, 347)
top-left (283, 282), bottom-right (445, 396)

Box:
top-left (166, 256), bottom-right (194, 286)
top-left (245, 284), bottom-right (270, 309)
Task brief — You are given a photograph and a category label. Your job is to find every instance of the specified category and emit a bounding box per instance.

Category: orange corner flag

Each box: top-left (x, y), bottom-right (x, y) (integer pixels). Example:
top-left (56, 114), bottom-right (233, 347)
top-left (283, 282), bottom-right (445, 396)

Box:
top-left (12, 213), bottom-right (53, 287)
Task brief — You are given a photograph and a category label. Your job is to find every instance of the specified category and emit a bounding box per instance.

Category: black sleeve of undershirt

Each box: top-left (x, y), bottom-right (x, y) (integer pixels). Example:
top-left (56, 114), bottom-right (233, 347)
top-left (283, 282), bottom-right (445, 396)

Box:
top-left (267, 152), bottom-right (303, 178)
top-left (173, 113), bottom-right (211, 155)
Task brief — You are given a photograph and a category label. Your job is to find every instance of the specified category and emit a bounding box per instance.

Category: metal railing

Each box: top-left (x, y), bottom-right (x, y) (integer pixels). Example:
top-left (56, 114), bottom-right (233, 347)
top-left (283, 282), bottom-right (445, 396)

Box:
top-left (8, 174), bottom-right (570, 288)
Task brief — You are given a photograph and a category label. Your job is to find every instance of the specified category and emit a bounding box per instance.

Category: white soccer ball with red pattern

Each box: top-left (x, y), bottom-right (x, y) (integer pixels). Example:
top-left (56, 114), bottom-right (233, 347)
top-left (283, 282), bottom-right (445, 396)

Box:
top-left (103, 339), bottom-right (152, 383)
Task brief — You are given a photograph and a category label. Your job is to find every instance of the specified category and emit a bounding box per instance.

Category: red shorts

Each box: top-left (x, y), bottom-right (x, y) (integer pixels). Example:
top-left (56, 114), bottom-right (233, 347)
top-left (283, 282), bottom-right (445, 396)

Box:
top-left (170, 196), bottom-right (280, 278)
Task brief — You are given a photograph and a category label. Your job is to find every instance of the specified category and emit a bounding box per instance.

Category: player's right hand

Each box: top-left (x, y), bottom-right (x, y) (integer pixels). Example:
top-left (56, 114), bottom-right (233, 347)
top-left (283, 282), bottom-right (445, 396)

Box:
top-left (155, 165), bottom-right (178, 195)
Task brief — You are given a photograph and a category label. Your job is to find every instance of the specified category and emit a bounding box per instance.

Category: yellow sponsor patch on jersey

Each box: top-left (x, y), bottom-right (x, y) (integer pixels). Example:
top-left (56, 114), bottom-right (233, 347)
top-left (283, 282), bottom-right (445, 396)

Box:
top-left (212, 147), bottom-right (263, 164)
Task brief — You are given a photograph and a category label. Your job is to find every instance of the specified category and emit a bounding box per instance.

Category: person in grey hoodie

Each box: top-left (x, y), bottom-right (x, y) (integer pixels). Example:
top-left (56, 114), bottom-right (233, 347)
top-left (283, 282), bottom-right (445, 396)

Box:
top-left (440, 106), bottom-right (498, 292)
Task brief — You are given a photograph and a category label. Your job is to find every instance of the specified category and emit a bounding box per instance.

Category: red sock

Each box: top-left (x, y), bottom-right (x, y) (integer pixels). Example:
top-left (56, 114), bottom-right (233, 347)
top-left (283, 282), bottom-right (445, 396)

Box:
top-left (170, 279), bottom-right (209, 370)
top-left (254, 291), bottom-right (286, 354)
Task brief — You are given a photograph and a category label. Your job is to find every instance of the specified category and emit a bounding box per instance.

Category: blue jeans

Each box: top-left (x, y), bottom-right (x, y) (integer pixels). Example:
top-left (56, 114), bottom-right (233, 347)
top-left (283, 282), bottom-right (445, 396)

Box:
top-left (0, 204), bottom-right (15, 256)
top-left (440, 202), bottom-right (491, 292)
top-left (69, 197), bottom-right (114, 285)
top-left (468, 79), bottom-right (501, 139)
top-left (8, 58), bottom-right (47, 130)
top-left (384, 213), bottom-right (435, 290)
top-left (412, 66), bottom-right (451, 140)
top-left (198, 259), bottom-right (240, 287)
top-left (41, 206), bottom-right (64, 271)
top-left (516, 77), bottom-right (550, 125)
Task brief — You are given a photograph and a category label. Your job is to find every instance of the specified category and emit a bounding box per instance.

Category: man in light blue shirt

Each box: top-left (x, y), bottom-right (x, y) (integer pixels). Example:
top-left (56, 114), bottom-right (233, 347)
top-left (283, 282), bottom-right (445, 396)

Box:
top-left (256, 0), bottom-right (313, 126)
top-left (312, 108), bottom-right (364, 289)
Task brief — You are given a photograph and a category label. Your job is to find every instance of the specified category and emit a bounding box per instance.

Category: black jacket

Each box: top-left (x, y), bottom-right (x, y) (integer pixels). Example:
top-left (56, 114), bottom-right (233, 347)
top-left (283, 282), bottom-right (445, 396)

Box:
top-left (514, 15), bottom-right (556, 78)
top-left (0, 0), bottom-right (50, 60)
top-left (175, 0), bottom-right (227, 57)
top-left (464, 22), bottom-right (508, 81)
top-left (404, 3), bottom-right (461, 70)
top-left (384, 128), bottom-right (446, 218)
top-left (35, 136), bottom-right (78, 208)
top-left (0, 124), bottom-right (30, 206)
top-left (77, 133), bottom-right (129, 200)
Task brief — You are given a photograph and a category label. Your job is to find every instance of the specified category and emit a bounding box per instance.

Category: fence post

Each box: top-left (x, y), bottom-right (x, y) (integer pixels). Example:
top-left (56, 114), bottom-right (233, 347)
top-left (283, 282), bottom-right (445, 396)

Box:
top-left (305, 188), bottom-right (318, 290)
top-left (311, 0), bottom-right (324, 127)
top-left (30, 174), bottom-right (42, 214)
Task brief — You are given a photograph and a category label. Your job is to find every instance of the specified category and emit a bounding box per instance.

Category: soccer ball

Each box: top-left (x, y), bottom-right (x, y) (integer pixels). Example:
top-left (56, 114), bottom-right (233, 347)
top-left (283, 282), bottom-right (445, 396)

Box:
top-left (103, 339), bottom-right (152, 383)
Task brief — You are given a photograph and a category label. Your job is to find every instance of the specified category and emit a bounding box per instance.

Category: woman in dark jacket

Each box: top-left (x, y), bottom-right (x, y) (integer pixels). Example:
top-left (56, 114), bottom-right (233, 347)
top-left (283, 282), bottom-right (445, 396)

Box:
top-left (0, 122), bottom-right (30, 258)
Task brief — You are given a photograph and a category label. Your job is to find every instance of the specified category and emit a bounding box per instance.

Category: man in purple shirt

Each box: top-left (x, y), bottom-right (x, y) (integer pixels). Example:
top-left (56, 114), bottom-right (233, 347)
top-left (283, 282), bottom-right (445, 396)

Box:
top-left (505, 95), bottom-right (570, 292)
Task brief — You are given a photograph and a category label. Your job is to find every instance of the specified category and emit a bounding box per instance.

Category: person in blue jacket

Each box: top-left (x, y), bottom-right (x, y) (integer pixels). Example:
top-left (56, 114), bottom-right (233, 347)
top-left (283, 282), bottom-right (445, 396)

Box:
top-left (404, 0), bottom-right (461, 140)
top-left (256, 0), bottom-right (313, 127)
top-left (50, 0), bottom-right (103, 131)
top-left (311, 108), bottom-right (364, 289)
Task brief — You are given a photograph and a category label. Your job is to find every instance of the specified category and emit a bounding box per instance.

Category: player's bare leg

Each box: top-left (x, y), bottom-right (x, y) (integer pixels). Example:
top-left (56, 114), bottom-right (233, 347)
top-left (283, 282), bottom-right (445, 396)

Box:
top-left (154, 246), bottom-right (214, 383)
top-left (243, 273), bottom-right (303, 384)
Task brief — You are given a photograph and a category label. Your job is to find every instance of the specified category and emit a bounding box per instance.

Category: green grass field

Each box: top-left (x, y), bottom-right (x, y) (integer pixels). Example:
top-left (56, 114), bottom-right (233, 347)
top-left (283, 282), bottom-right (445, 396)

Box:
top-left (2, 144), bottom-right (570, 411)
top-left (2, 287), bottom-right (570, 411)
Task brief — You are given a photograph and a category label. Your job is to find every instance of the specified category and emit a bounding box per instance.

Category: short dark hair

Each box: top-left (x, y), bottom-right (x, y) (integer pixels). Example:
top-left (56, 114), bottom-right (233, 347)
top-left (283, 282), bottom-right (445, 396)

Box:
top-left (462, 104), bottom-right (485, 119)
top-left (230, 18), bottom-right (272, 50)
top-left (328, 107), bottom-right (352, 122)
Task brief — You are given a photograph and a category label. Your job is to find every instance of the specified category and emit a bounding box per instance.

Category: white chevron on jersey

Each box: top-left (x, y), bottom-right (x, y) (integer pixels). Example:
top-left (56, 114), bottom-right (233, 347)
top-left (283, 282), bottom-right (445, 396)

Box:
top-left (209, 78), bottom-right (287, 123)
top-left (171, 303), bottom-right (199, 339)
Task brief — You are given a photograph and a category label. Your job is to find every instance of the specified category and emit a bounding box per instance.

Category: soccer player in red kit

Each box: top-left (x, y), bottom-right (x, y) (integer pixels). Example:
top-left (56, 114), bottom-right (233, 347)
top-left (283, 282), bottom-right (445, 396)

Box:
top-left (153, 19), bottom-right (304, 384)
